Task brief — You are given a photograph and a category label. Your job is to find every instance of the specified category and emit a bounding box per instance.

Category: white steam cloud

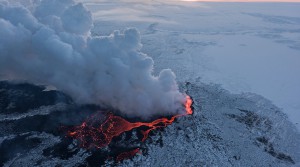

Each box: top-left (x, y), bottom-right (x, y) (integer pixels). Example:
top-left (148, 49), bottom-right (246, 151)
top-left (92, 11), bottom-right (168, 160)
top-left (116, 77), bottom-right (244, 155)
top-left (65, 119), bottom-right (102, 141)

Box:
top-left (0, 0), bottom-right (185, 118)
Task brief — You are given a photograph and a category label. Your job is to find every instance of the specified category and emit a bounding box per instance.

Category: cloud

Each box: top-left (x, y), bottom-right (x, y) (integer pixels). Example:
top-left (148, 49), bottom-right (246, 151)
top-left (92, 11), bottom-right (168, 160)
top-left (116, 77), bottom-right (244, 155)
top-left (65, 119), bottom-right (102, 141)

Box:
top-left (0, 0), bottom-right (185, 119)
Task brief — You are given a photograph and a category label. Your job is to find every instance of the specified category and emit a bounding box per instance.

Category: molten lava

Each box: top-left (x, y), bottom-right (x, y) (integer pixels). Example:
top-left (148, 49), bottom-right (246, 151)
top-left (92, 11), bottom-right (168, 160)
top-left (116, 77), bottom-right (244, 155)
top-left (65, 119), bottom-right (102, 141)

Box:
top-left (185, 95), bottom-right (193, 115)
top-left (67, 95), bottom-right (193, 149)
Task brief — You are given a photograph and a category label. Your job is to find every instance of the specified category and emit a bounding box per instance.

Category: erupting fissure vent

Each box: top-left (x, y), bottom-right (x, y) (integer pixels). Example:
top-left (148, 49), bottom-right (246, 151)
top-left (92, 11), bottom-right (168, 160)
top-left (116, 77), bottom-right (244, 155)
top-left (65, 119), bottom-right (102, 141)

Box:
top-left (67, 95), bottom-right (193, 161)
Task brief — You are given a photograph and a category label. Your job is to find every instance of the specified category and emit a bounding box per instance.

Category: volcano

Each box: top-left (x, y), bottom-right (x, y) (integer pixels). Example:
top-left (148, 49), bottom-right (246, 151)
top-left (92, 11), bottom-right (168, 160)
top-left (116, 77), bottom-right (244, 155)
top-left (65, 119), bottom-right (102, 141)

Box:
top-left (1, 0), bottom-right (300, 166)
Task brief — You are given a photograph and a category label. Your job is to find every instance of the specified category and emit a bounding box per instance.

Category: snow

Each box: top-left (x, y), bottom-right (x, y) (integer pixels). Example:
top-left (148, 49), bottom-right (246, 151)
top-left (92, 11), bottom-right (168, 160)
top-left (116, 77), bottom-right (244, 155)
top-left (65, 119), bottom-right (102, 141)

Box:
top-left (203, 34), bottom-right (300, 130)
top-left (118, 82), bottom-right (300, 166)
top-left (85, 1), bottom-right (300, 130)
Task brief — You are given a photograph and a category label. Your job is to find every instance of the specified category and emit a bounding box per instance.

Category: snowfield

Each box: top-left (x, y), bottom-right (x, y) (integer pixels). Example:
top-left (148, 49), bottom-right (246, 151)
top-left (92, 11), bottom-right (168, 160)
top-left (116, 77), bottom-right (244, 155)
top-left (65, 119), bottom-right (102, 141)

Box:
top-left (88, 1), bottom-right (300, 130)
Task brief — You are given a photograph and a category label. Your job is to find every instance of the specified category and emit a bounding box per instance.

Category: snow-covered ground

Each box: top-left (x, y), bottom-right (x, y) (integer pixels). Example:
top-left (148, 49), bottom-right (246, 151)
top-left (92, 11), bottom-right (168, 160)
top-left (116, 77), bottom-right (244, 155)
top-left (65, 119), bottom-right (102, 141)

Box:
top-left (85, 1), bottom-right (300, 130)
top-left (117, 82), bottom-right (300, 167)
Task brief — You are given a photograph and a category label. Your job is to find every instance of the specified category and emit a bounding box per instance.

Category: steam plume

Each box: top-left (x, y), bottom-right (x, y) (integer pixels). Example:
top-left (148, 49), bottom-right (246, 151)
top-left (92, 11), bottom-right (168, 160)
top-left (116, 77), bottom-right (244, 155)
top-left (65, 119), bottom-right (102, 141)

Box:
top-left (0, 0), bottom-right (185, 118)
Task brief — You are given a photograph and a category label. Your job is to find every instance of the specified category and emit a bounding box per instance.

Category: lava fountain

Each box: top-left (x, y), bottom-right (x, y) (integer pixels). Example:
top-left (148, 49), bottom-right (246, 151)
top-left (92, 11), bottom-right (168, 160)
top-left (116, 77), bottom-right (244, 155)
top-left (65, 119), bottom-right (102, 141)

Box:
top-left (67, 95), bottom-right (193, 149)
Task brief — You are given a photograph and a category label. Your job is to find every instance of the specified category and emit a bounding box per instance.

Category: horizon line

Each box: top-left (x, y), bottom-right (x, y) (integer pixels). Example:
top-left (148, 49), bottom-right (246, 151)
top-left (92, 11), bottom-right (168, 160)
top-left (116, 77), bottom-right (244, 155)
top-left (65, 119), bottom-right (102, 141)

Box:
top-left (180, 0), bottom-right (300, 2)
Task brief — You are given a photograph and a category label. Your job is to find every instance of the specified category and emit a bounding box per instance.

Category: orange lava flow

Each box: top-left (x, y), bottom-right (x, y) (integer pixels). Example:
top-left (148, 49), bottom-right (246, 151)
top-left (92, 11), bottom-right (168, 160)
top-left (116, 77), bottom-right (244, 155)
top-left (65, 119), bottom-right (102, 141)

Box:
top-left (185, 95), bottom-right (193, 115)
top-left (67, 95), bottom-right (193, 149)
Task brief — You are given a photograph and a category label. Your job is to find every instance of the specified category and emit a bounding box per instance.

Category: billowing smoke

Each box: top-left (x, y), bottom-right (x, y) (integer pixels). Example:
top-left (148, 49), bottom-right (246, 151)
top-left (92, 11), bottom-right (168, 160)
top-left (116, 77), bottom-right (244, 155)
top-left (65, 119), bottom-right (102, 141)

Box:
top-left (0, 0), bottom-right (185, 118)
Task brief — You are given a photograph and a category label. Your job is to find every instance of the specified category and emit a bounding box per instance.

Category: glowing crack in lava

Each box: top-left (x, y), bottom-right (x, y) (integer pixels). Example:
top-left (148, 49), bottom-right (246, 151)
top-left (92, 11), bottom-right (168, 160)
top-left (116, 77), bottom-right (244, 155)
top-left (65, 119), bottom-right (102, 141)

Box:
top-left (67, 95), bottom-right (193, 149)
top-left (115, 148), bottom-right (141, 162)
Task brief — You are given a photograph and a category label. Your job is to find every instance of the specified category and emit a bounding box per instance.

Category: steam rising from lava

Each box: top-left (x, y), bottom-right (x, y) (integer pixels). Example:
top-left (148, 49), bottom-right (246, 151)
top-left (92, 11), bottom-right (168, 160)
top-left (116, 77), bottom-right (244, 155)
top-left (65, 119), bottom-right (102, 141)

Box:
top-left (0, 0), bottom-right (186, 118)
top-left (67, 96), bottom-right (193, 149)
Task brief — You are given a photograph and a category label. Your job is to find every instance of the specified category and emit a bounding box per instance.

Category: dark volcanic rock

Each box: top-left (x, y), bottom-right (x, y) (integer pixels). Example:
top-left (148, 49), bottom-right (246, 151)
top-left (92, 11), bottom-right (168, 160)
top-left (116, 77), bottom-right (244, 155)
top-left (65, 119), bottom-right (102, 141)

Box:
top-left (0, 81), bottom-right (72, 114)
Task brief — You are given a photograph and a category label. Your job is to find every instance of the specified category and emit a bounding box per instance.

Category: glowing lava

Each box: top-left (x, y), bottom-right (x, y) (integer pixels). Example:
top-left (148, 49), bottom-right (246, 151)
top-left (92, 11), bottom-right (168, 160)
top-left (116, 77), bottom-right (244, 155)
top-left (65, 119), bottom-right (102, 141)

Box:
top-left (67, 95), bottom-right (193, 149)
top-left (185, 95), bottom-right (193, 115)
